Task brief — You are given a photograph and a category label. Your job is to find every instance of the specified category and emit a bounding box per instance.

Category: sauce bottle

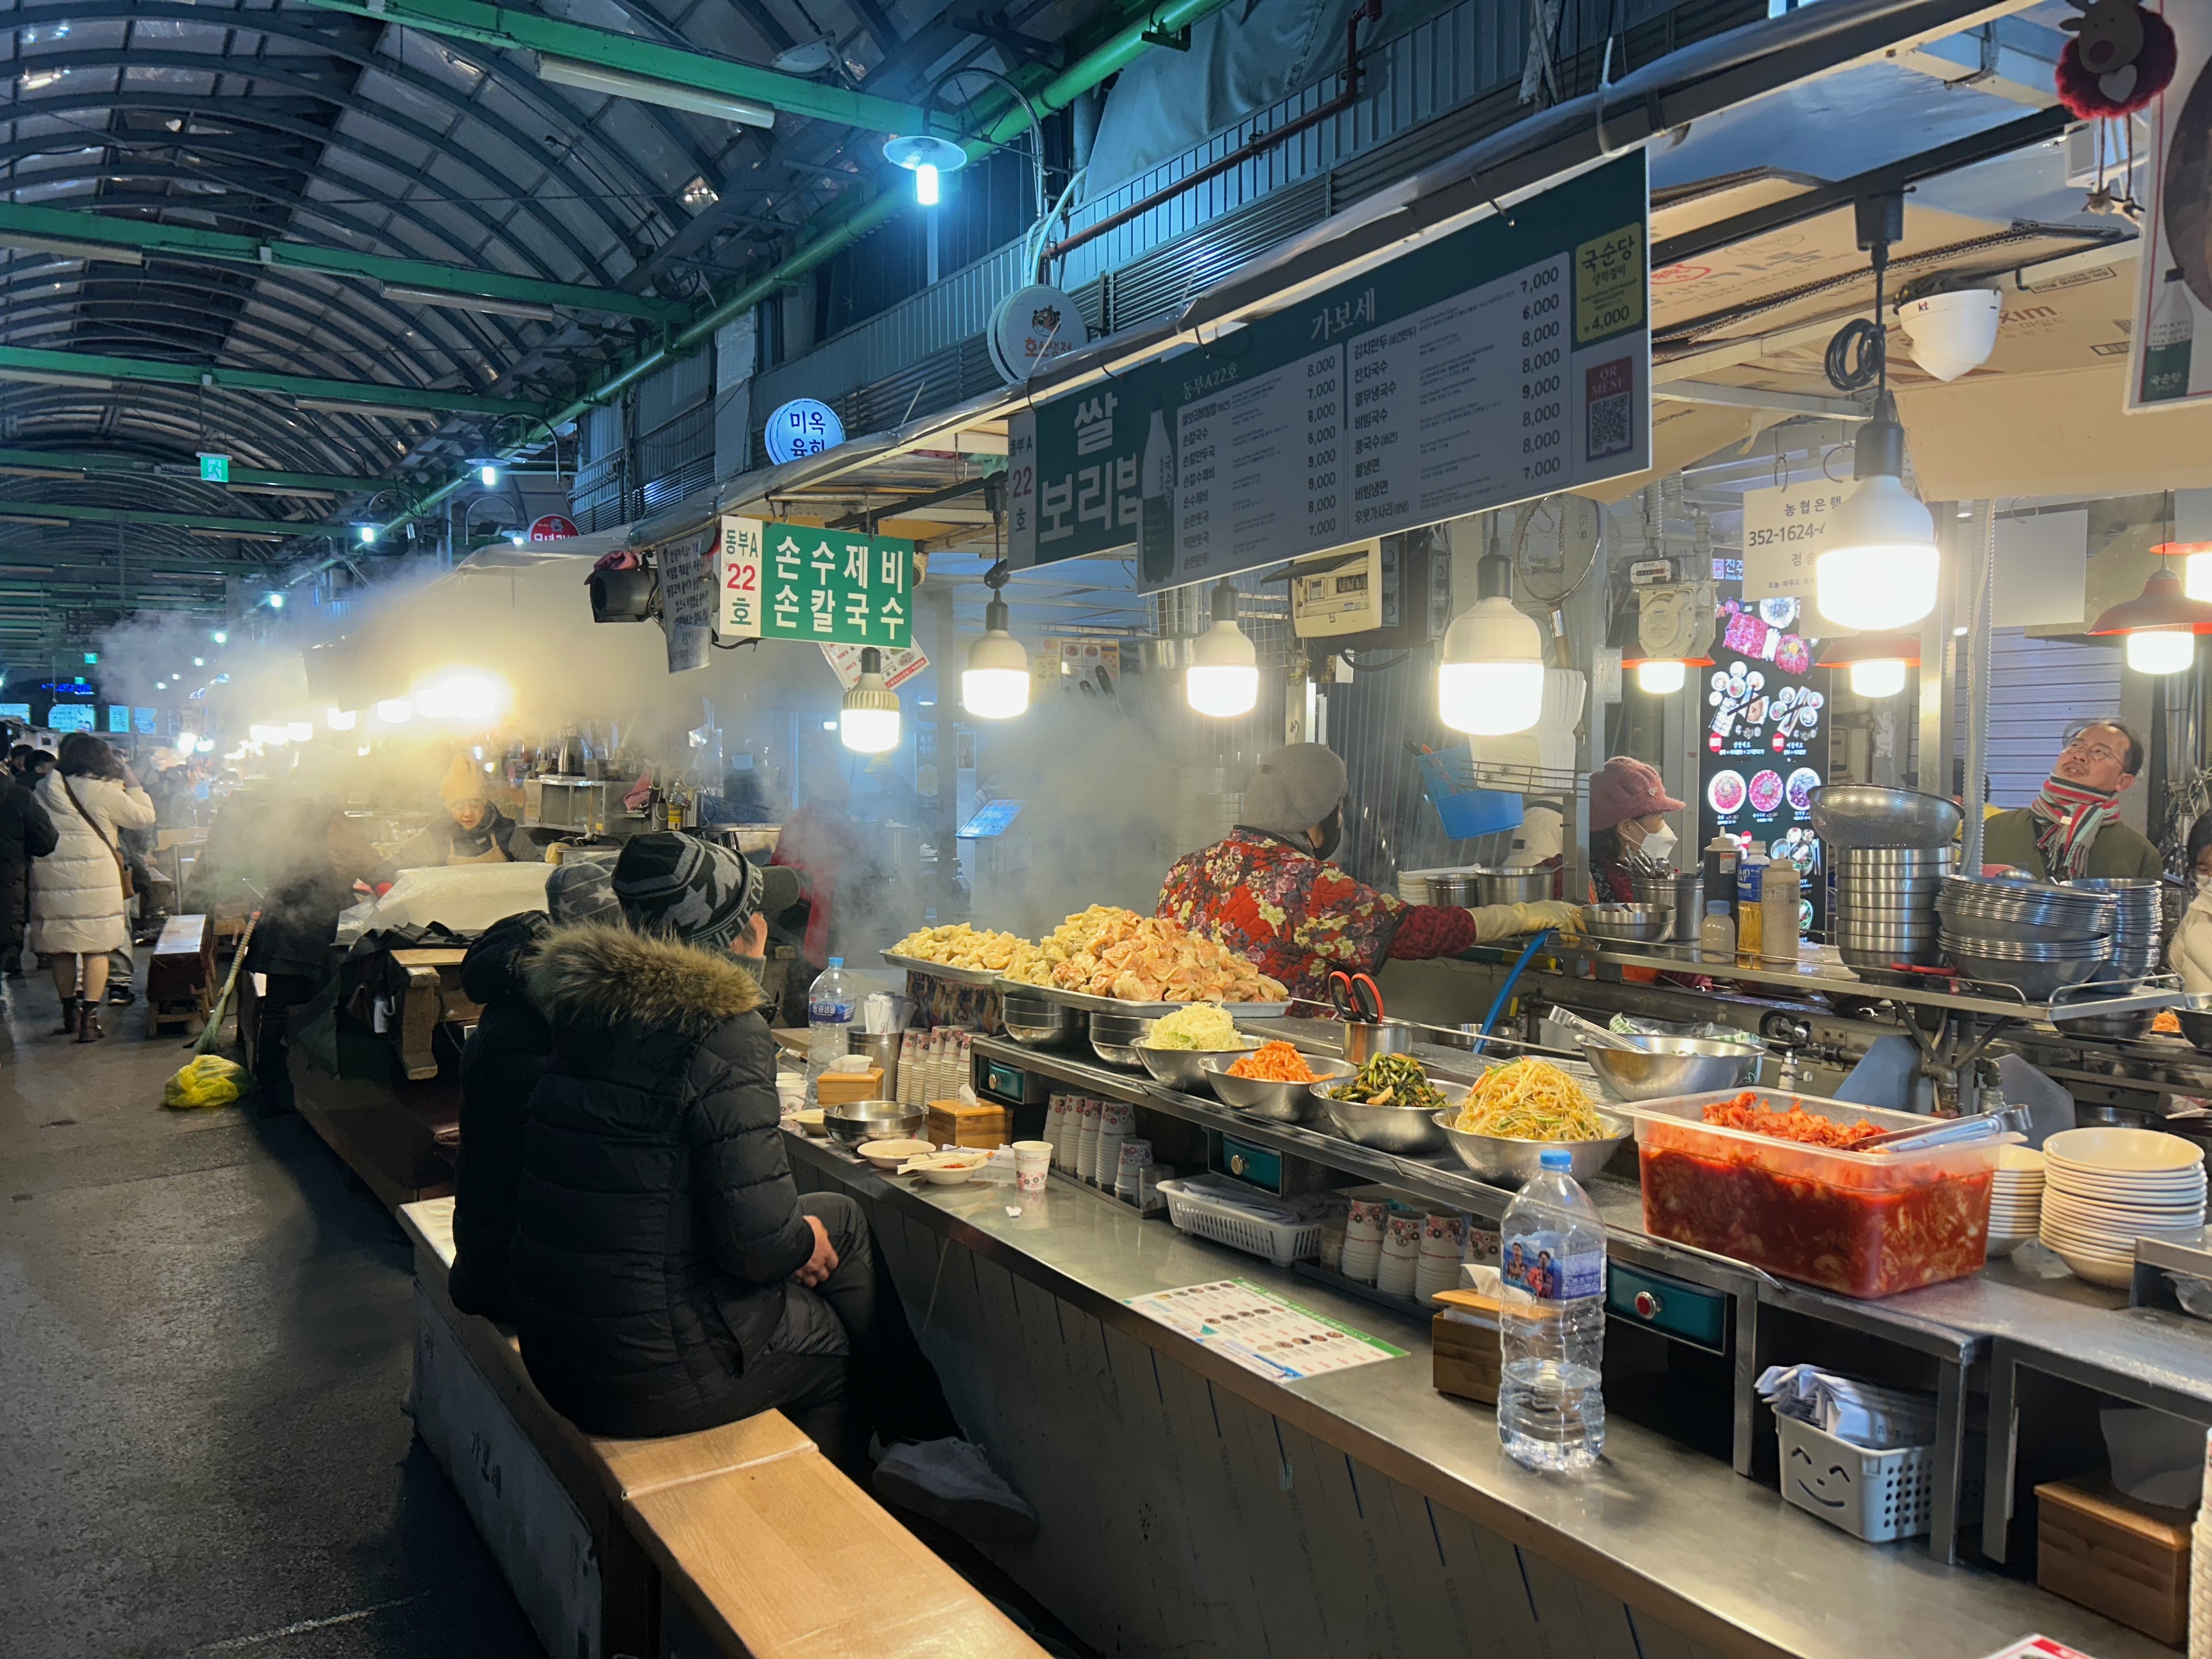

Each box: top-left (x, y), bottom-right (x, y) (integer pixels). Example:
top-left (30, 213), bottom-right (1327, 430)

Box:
top-left (1760, 858), bottom-right (1802, 966)
top-left (1699, 901), bottom-right (1736, 965)
top-left (1735, 856), bottom-right (1765, 963)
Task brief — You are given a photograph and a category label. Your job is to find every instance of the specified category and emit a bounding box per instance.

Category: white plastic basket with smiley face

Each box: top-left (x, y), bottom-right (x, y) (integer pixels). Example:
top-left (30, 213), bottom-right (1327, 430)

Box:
top-left (1776, 1415), bottom-right (1984, 1543)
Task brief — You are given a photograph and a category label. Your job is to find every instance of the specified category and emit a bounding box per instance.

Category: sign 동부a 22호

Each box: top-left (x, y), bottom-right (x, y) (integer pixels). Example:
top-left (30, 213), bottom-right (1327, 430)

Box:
top-left (716, 517), bottom-right (913, 650)
top-left (1006, 154), bottom-right (1651, 591)
top-left (1695, 596), bottom-right (1832, 931)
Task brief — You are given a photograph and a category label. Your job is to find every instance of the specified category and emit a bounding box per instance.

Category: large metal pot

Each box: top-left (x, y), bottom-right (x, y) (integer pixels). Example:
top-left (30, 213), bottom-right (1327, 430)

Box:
top-left (1474, 866), bottom-right (1554, 906)
top-left (1630, 872), bottom-right (1703, 942)
top-left (1809, 786), bottom-right (1965, 850)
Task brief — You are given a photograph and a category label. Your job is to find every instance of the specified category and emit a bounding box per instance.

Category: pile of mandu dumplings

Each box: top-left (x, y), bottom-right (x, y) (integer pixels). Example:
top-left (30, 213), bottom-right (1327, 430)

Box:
top-left (887, 923), bottom-right (1047, 980)
top-left (1005, 904), bottom-right (1288, 1004)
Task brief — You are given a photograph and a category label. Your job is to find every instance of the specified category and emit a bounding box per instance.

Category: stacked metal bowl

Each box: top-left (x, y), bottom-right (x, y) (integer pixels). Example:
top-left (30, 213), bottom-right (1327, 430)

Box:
top-left (2069, 878), bottom-right (2164, 988)
top-left (1833, 847), bottom-right (1954, 972)
top-left (1936, 877), bottom-right (2114, 1000)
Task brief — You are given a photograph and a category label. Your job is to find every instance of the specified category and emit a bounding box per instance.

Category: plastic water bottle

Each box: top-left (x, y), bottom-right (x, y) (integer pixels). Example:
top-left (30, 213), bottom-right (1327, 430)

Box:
top-left (806, 957), bottom-right (856, 1085)
top-left (1498, 1148), bottom-right (1607, 1471)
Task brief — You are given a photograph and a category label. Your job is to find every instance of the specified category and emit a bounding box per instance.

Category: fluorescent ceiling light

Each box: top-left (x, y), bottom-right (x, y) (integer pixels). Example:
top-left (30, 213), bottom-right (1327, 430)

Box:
top-left (379, 284), bottom-right (559, 323)
top-left (531, 55), bottom-right (776, 128)
top-left (0, 368), bottom-right (115, 391)
top-left (293, 397), bottom-right (439, 421)
top-left (0, 233), bottom-right (142, 265)
top-left (185, 527), bottom-right (286, 542)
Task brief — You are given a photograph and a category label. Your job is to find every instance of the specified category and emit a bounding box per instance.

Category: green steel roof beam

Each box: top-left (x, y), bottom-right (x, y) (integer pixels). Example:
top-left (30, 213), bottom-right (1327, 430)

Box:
top-left (295, 0), bottom-right (924, 133)
top-left (0, 447), bottom-right (409, 499)
top-left (368, 0), bottom-right (1236, 543)
top-left (0, 200), bottom-right (686, 324)
top-left (0, 500), bottom-right (314, 540)
top-left (0, 345), bottom-right (544, 420)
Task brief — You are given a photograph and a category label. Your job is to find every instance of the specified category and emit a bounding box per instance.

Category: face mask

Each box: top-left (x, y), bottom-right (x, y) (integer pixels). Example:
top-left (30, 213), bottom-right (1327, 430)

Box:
top-left (1638, 822), bottom-right (1679, 864)
top-left (1311, 805), bottom-right (1343, 863)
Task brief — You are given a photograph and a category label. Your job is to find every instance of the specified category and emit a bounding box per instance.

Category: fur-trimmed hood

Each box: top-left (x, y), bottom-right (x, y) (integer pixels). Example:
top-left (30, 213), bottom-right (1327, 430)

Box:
top-left (526, 922), bottom-right (764, 1038)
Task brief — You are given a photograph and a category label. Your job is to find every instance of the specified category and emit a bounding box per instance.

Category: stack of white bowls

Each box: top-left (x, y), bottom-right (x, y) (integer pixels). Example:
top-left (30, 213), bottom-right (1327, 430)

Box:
top-left (2038, 1127), bottom-right (2208, 1288)
top-left (1987, 1145), bottom-right (2045, 1254)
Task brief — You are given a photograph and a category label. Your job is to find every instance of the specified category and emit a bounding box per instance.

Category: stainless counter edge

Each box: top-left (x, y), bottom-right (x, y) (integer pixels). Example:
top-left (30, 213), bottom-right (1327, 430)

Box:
top-left (787, 1132), bottom-right (2171, 1659)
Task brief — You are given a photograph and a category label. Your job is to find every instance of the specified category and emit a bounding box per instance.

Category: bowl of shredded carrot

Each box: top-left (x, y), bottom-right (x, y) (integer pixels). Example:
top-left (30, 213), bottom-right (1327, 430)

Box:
top-left (1202, 1042), bottom-right (1355, 1122)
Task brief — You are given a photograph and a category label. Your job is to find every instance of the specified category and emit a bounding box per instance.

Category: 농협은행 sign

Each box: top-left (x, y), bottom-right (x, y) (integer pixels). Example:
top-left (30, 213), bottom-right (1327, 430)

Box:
top-left (716, 516), bottom-right (913, 650)
top-left (1005, 152), bottom-right (1651, 591)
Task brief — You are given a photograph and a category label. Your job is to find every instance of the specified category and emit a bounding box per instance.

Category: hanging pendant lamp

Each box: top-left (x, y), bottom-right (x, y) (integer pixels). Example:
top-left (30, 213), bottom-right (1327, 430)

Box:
top-left (1438, 551), bottom-right (1545, 735)
top-left (2088, 556), bottom-right (2212, 676)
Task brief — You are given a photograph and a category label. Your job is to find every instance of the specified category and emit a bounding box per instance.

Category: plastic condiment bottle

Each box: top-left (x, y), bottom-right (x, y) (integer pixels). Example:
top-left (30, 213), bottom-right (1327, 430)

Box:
top-left (1701, 833), bottom-right (1740, 911)
top-left (1699, 900), bottom-right (1736, 964)
top-left (1760, 859), bottom-right (1802, 966)
top-left (1735, 857), bottom-right (1765, 962)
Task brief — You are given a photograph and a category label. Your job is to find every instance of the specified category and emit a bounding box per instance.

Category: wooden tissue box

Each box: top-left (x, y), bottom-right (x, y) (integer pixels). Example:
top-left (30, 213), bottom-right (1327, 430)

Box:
top-left (927, 1099), bottom-right (1011, 1149)
top-left (1431, 1290), bottom-right (1503, 1406)
top-left (814, 1068), bottom-right (886, 1109)
top-left (2035, 1476), bottom-right (2195, 1646)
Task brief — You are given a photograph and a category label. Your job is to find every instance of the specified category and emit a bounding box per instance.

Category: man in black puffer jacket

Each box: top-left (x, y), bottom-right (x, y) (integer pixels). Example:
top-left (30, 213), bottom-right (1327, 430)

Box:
top-left (509, 834), bottom-right (1034, 1543)
top-left (448, 860), bottom-right (622, 1323)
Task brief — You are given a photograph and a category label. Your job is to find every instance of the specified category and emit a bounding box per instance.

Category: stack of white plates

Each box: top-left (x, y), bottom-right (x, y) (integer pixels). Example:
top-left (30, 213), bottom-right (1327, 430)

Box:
top-left (1987, 1145), bottom-right (2045, 1254)
top-left (2037, 1127), bottom-right (2208, 1288)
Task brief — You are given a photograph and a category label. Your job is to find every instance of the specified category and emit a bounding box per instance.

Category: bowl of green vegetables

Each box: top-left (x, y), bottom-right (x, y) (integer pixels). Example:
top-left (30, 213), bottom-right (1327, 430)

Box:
top-left (1312, 1053), bottom-right (1465, 1156)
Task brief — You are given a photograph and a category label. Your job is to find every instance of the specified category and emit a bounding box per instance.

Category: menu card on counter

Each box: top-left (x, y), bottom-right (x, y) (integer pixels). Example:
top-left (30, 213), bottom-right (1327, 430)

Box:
top-left (1696, 595), bottom-right (1833, 932)
top-left (1126, 1280), bottom-right (1405, 1383)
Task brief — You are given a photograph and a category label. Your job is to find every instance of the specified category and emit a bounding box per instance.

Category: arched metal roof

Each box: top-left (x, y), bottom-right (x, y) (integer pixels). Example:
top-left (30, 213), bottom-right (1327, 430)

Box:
top-left (0, 0), bottom-right (1121, 659)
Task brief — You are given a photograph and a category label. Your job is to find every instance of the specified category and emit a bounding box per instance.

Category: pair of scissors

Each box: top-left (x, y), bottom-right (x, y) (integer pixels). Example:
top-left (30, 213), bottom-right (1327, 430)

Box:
top-left (1327, 970), bottom-right (1384, 1023)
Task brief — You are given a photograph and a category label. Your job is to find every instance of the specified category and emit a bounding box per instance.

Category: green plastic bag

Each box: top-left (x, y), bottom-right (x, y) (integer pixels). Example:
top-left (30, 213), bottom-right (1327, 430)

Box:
top-left (164, 1054), bottom-right (249, 1110)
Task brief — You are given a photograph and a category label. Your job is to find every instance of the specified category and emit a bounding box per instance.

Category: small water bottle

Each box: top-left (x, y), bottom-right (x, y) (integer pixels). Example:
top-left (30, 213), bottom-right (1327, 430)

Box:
top-left (1498, 1148), bottom-right (1607, 1472)
top-left (805, 957), bottom-right (856, 1085)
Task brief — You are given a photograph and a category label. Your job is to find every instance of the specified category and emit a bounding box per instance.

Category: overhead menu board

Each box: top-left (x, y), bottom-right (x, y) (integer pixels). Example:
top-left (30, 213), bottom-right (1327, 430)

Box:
top-left (1008, 154), bottom-right (1651, 591)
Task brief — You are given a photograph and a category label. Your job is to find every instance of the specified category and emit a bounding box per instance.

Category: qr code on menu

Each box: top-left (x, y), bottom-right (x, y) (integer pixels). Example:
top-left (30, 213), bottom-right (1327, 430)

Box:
top-left (1585, 356), bottom-right (1634, 461)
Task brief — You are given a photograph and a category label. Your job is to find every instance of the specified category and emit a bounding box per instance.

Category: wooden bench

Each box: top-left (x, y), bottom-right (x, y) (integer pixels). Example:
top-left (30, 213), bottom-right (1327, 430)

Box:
top-left (397, 1198), bottom-right (1042, 1659)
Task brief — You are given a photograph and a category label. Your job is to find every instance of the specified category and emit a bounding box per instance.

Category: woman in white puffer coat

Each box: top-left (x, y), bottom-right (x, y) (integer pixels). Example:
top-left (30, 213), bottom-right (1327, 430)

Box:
top-left (31, 733), bottom-right (155, 1042)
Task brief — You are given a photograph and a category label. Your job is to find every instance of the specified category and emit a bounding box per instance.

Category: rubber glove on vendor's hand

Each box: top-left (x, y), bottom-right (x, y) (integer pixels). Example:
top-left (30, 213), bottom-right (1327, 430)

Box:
top-left (1465, 900), bottom-right (1583, 943)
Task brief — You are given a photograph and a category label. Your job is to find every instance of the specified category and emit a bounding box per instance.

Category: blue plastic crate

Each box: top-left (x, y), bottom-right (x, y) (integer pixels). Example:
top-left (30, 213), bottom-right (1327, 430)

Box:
top-left (1414, 749), bottom-right (1525, 842)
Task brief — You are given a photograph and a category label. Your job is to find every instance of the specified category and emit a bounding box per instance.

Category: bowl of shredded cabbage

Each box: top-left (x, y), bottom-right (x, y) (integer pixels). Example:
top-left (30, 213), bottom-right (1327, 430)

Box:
top-left (1135, 1003), bottom-right (1257, 1088)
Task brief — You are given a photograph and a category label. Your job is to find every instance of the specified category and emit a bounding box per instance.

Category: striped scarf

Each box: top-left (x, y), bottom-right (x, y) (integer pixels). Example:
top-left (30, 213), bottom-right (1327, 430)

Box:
top-left (2027, 772), bottom-right (2118, 879)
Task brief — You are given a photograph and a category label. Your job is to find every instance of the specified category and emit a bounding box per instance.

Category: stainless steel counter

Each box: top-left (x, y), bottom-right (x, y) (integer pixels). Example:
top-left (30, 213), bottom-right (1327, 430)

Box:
top-left (787, 1129), bottom-right (2175, 1659)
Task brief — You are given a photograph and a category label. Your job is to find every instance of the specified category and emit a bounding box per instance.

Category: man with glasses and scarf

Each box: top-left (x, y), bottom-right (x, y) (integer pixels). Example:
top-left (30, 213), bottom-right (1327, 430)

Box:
top-left (1980, 721), bottom-right (2164, 881)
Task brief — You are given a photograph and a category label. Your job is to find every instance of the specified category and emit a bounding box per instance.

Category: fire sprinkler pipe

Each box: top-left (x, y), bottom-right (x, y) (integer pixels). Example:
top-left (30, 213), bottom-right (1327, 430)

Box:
top-left (1042, 0), bottom-right (1381, 264)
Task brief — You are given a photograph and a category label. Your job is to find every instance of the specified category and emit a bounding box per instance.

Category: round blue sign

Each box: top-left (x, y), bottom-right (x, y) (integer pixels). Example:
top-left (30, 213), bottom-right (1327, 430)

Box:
top-left (764, 398), bottom-right (845, 465)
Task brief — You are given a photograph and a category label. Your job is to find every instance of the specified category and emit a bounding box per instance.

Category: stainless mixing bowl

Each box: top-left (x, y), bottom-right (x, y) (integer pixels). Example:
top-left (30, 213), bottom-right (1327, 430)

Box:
top-left (1582, 1035), bottom-right (1762, 1101)
top-left (1315, 1077), bottom-right (1467, 1156)
top-left (1581, 903), bottom-right (1674, 944)
top-left (1088, 1011), bottom-right (1158, 1068)
top-left (1435, 1109), bottom-right (1633, 1186)
top-left (1200, 1053), bottom-right (1355, 1122)
top-left (1000, 990), bottom-right (1081, 1049)
top-left (823, 1099), bottom-right (926, 1146)
top-left (1136, 1037), bottom-right (1258, 1091)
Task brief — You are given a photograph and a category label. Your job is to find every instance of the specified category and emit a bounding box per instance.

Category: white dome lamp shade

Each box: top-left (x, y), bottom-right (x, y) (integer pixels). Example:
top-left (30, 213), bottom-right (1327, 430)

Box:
top-left (1814, 632), bottom-right (1920, 699)
top-left (1187, 580), bottom-right (1260, 718)
top-left (1438, 552), bottom-right (1545, 735)
top-left (840, 646), bottom-right (903, 752)
top-left (1815, 396), bottom-right (1939, 632)
top-left (2089, 560), bottom-right (2212, 677)
top-left (962, 566), bottom-right (1029, 719)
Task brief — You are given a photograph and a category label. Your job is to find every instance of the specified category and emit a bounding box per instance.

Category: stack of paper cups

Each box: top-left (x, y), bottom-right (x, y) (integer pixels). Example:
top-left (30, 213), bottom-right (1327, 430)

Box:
top-left (896, 1032), bottom-right (921, 1105)
top-left (1096, 1101), bottom-right (1132, 1187)
top-left (953, 1029), bottom-right (974, 1097)
top-left (1075, 1098), bottom-right (1103, 1183)
top-left (1054, 1097), bottom-right (1083, 1168)
top-left (1341, 1196), bottom-right (1386, 1283)
top-left (1417, 1212), bottom-right (1468, 1304)
top-left (2191, 1425), bottom-right (2211, 1659)
top-left (1378, 1210), bottom-right (1423, 1298)
top-left (1116, 1138), bottom-right (1152, 1203)
top-left (1043, 1096), bottom-right (1070, 1156)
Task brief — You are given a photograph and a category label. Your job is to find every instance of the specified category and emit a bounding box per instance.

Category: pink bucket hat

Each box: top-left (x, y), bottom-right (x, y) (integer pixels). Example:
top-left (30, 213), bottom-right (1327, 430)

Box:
top-left (1589, 757), bottom-right (1684, 834)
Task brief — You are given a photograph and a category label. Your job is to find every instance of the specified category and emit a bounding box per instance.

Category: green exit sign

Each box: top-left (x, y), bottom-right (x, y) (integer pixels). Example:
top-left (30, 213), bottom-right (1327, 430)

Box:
top-left (199, 453), bottom-right (230, 483)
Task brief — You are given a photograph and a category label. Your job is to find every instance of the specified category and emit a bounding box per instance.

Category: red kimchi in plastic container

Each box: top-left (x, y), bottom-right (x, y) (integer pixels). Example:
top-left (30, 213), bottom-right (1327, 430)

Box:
top-left (1630, 1090), bottom-right (1999, 1298)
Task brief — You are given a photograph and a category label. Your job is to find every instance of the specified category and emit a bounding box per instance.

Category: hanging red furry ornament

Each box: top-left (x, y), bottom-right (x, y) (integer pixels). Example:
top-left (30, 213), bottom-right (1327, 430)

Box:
top-left (2055, 0), bottom-right (2177, 118)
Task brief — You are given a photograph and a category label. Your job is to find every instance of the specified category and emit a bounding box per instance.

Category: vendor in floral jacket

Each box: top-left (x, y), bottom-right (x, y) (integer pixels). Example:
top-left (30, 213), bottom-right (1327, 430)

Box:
top-left (1157, 742), bottom-right (1580, 1005)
